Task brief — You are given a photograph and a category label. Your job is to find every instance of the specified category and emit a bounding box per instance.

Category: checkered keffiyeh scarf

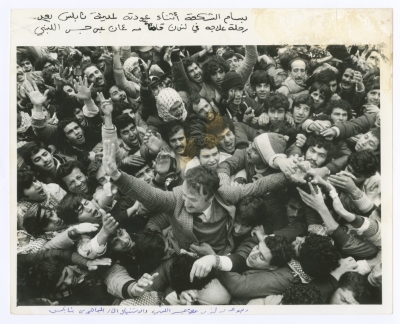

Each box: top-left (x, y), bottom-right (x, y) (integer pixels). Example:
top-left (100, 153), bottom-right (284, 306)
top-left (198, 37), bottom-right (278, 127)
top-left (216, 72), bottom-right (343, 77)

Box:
top-left (287, 259), bottom-right (314, 284)
top-left (156, 88), bottom-right (187, 122)
top-left (123, 57), bottom-right (141, 91)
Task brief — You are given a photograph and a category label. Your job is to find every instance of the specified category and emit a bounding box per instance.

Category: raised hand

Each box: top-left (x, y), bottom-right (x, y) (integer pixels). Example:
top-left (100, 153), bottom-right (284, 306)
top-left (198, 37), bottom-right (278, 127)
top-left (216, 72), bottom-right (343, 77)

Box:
top-left (147, 132), bottom-right (163, 155)
top-left (70, 76), bottom-right (93, 101)
top-left (130, 273), bottom-right (159, 297)
top-left (320, 128), bottom-right (336, 141)
top-left (327, 173), bottom-right (359, 195)
top-left (257, 112), bottom-right (270, 126)
top-left (155, 151), bottom-right (172, 176)
top-left (285, 113), bottom-right (295, 127)
top-left (97, 92), bottom-right (113, 116)
top-left (102, 140), bottom-right (120, 180)
top-left (123, 155), bottom-right (147, 167)
top-left (297, 183), bottom-right (324, 211)
top-left (295, 134), bottom-right (307, 148)
top-left (111, 46), bottom-right (121, 55)
top-left (243, 107), bottom-right (255, 124)
top-left (251, 225), bottom-right (266, 242)
top-left (72, 222), bottom-right (100, 234)
top-left (189, 255), bottom-right (215, 282)
top-left (101, 214), bottom-right (119, 235)
top-left (86, 257), bottom-right (112, 271)
top-left (23, 80), bottom-right (49, 106)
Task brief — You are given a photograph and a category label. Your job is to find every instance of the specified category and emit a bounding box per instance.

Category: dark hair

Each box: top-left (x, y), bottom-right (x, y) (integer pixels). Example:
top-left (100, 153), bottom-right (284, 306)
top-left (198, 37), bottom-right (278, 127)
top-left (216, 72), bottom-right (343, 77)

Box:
top-left (279, 50), bottom-right (299, 71)
top-left (17, 54), bottom-right (33, 67)
top-left (292, 94), bottom-right (315, 116)
top-left (338, 272), bottom-right (372, 304)
top-left (222, 51), bottom-right (238, 61)
top-left (312, 113), bottom-right (333, 124)
top-left (315, 68), bottom-right (338, 84)
top-left (182, 58), bottom-right (197, 74)
top-left (202, 56), bottom-right (230, 83)
top-left (235, 196), bottom-right (266, 227)
top-left (185, 166), bottom-right (220, 199)
top-left (309, 82), bottom-right (332, 103)
top-left (347, 151), bottom-right (379, 178)
top-left (17, 170), bottom-right (37, 201)
top-left (250, 70), bottom-right (274, 89)
top-left (83, 63), bottom-right (101, 77)
top-left (57, 193), bottom-right (84, 225)
top-left (170, 254), bottom-right (214, 296)
top-left (135, 230), bottom-right (167, 276)
top-left (110, 100), bottom-right (130, 119)
top-left (370, 127), bottom-right (380, 143)
top-left (86, 160), bottom-right (102, 179)
top-left (264, 93), bottom-right (290, 113)
top-left (23, 205), bottom-right (51, 237)
top-left (281, 284), bottom-right (324, 305)
top-left (56, 117), bottom-right (82, 145)
top-left (324, 99), bottom-right (353, 120)
top-left (113, 114), bottom-right (136, 138)
top-left (18, 141), bottom-right (50, 168)
top-left (298, 234), bottom-right (341, 279)
top-left (165, 121), bottom-right (187, 141)
top-left (365, 78), bottom-right (380, 94)
top-left (56, 96), bottom-right (83, 121)
top-left (29, 256), bottom-right (66, 293)
top-left (34, 57), bottom-right (54, 71)
top-left (304, 135), bottom-right (336, 163)
top-left (269, 120), bottom-right (299, 145)
top-left (194, 134), bottom-right (220, 159)
top-left (264, 235), bottom-right (294, 268)
top-left (206, 115), bottom-right (235, 137)
top-left (339, 63), bottom-right (363, 80)
top-left (56, 160), bottom-right (86, 192)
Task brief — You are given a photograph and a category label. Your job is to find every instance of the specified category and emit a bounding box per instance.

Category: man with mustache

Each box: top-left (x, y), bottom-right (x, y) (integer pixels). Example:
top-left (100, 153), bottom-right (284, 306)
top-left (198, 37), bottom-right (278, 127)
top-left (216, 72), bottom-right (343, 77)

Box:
top-left (83, 63), bottom-right (113, 98)
top-left (276, 58), bottom-right (309, 98)
top-left (337, 64), bottom-right (365, 110)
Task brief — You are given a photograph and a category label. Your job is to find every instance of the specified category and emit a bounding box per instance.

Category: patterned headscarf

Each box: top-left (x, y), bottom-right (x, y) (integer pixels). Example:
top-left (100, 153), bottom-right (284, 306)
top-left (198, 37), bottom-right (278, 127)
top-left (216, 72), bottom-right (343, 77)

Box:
top-left (123, 57), bottom-right (142, 91)
top-left (17, 111), bottom-right (31, 134)
top-left (156, 88), bottom-right (187, 122)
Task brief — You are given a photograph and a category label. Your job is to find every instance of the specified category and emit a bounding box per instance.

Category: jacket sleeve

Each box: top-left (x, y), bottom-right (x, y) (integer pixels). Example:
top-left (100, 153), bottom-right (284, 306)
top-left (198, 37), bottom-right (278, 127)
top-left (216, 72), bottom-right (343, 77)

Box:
top-left (335, 114), bottom-right (376, 140)
top-left (113, 171), bottom-right (176, 215)
top-left (216, 267), bottom-right (294, 298)
top-left (103, 263), bottom-right (137, 299)
top-left (324, 141), bottom-right (352, 174)
top-left (76, 234), bottom-right (107, 260)
top-left (217, 149), bottom-right (247, 177)
top-left (31, 117), bottom-right (57, 145)
top-left (145, 212), bottom-right (171, 232)
top-left (330, 226), bottom-right (379, 259)
top-left (41, 229), bottom-right (77, 250)
top-left (219, 172), bottom-right (288, 205)
top-left (236, 45), bottom-right (257, 84)
top-left (234, 122), bottom-right (258, 148)
top-left (140, 87), bottom-right (158, 121)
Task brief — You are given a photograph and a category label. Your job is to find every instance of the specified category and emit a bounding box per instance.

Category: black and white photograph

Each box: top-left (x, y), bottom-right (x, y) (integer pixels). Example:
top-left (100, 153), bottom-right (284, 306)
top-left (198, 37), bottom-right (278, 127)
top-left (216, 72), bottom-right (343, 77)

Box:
top-left (7, 6), bottom-right (393, 317)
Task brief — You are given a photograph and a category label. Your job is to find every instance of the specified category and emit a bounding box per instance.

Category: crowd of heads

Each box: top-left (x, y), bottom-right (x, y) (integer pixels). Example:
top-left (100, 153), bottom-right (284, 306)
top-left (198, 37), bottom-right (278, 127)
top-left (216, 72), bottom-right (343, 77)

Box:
top-left (16, 44), bottom-right (382, 306)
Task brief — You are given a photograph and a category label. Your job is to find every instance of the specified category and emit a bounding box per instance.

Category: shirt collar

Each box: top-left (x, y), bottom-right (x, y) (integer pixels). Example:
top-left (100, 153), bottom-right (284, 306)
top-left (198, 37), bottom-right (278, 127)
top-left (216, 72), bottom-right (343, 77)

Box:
top-left (199, 198), bottom-right (214, 223)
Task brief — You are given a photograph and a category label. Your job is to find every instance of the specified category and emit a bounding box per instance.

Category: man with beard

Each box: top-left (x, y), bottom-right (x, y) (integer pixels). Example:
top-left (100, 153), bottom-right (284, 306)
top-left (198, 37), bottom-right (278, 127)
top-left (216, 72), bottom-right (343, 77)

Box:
top-left (83, 64), bottom-right (114, 98)
top-left (272, 135), bottom-right (337, 236)
top-left (337, 64), bottom-right (365, 110)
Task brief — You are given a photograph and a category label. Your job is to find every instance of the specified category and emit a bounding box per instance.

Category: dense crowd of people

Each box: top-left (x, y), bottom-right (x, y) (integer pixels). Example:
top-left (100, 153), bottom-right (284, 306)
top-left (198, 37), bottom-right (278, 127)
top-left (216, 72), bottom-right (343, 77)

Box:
top-left (16, 44), bottom-right (382, 306)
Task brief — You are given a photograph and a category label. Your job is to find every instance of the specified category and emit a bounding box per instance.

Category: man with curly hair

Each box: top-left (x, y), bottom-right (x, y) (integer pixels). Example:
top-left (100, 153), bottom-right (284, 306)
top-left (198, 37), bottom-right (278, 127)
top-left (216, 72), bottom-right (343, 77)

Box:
top-left (330, 272), bottom-right (372, 305)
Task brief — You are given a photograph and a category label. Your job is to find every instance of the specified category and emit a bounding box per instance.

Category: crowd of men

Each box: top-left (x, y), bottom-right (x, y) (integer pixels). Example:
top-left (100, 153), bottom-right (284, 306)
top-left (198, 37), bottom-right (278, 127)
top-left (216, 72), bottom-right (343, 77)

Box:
top-left (16, 44), bottom-right (382, 306)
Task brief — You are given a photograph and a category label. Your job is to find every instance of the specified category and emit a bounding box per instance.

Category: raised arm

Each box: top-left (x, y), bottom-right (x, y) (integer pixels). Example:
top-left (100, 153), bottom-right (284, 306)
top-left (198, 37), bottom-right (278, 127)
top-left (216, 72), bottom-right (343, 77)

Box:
top-left (102, 141), bottom-right (176, 214)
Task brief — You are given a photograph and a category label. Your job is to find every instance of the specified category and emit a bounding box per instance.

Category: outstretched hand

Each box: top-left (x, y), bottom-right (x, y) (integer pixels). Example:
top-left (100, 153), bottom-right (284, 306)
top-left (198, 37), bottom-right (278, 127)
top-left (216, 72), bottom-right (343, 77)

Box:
top-left (22, 80), bottom-right (49, 106)
top-left (102, 140), bottom-right (120, 180)
top-left (70, 76), bottom-right (93, 101)
top-left (97, 92), bottom-right (113, 116)
top-left (297, 183), bottom-right (325, 212)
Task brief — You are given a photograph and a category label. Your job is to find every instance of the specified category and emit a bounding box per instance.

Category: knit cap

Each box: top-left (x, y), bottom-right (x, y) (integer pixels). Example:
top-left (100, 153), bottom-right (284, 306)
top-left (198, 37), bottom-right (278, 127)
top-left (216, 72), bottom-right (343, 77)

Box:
top-left (156, 88), bottom-right (187, 122)
top-left (221, 71), bottom-right (244, 92)
top-left (253, 133), bottom-right (287, 164)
